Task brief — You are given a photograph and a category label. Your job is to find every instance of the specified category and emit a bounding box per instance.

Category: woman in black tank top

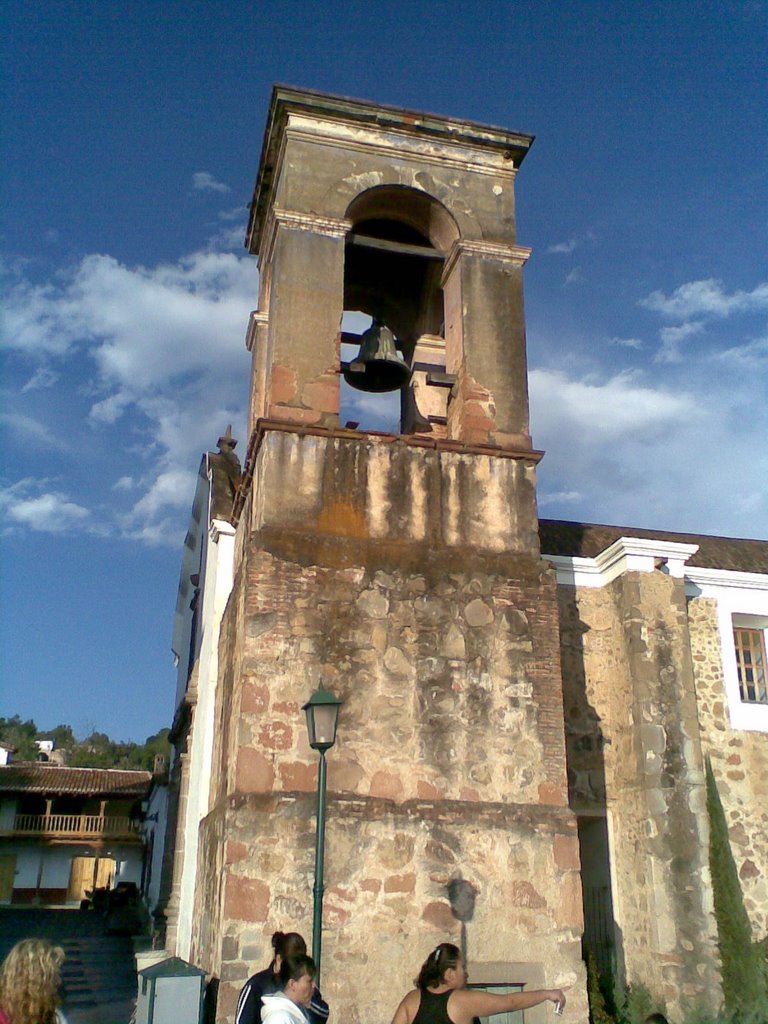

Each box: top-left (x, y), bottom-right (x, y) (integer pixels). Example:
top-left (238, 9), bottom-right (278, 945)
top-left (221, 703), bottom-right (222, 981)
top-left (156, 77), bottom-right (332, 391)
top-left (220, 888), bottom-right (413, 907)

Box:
top-left (390, 943), bottom-right (567, 1024)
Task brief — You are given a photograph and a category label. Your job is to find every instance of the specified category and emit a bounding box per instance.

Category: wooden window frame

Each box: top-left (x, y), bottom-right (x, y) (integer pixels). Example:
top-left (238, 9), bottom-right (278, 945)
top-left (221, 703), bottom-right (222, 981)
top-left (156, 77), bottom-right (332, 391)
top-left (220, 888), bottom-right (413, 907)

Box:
top-left (733, 625), bottom-right (768, 704)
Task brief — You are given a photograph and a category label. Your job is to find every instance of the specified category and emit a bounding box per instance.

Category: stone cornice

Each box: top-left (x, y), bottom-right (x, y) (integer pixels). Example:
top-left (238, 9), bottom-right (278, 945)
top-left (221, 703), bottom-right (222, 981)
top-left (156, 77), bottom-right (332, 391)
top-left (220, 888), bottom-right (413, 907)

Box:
top-left (245, 310), bottom-right (269, 352)
top-left (442, 239), bottom-right (532, 284)
top-left (283, 118), bottom-right (522, 179)
top-left (247, 86), bottom-right (533, 252)
top-left (256, 418), bottom-right (543, 461)
top-left (546, 537), bottom-right (700, 588)
top-left (260, 205), bottom-right (350, 268)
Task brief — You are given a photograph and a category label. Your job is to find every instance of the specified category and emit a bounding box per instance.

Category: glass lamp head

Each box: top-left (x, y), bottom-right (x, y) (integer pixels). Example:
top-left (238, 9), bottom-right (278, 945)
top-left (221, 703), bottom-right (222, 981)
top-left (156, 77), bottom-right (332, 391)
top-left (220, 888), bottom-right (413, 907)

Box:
top-left (302, 686), bottom-right (342, 751)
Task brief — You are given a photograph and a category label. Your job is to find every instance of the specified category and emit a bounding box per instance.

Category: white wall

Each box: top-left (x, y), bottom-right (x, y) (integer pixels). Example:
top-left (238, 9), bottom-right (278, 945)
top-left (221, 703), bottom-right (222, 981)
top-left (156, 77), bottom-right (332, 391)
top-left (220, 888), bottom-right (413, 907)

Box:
top-left (175, 498), bottom-right (236, 960)
top-left (10, 846), bottom-right (40, 888)
top-left (686, 567), bottom-right (768, 733)
top-left (3, 842), bottom-right (145, 898)
top-left (142, 783), bottom-right (169, 912)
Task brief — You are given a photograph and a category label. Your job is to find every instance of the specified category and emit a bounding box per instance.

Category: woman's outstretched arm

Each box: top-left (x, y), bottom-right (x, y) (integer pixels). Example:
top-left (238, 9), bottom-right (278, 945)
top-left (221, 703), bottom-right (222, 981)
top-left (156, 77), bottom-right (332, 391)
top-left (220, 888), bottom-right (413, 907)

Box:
top-left (450, 986), bottom-right (566, 1022)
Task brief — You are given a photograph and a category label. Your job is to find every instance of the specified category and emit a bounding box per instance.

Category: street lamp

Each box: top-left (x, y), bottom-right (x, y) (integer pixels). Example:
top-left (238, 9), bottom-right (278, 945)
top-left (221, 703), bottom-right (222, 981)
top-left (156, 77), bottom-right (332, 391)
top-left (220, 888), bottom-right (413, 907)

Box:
top-left (302, 685), bottom-right (342, 981)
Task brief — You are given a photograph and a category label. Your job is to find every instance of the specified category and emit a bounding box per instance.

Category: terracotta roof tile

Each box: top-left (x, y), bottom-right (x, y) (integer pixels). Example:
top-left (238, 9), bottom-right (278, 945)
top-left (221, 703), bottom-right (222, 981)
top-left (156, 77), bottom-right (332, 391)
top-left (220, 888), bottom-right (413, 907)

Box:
top-left (0, 763), bottom-right (152, 797)
top-left (539, 519), bottom-right (768, 574)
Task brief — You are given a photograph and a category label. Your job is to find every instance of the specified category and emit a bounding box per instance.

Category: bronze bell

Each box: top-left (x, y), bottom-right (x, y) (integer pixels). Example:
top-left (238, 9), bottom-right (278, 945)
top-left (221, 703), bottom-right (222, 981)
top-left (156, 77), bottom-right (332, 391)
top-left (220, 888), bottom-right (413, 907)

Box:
top-left (343, 320), bottom-right (412, 393)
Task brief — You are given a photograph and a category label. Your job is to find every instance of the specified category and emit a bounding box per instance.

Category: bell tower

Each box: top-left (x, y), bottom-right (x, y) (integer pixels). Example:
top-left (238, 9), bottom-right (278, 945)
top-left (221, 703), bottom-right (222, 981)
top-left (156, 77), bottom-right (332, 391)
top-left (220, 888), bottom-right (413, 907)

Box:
top-left (244, 88), bottom-right (536, 455)
top-left (195, 88), bottom-right (587, 1023)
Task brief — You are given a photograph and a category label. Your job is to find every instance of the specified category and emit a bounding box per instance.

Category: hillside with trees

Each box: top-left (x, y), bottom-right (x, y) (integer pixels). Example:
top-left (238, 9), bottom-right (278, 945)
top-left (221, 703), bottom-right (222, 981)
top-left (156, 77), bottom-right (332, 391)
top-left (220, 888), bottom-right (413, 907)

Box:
top-left (0, 715), bottom-right (171, 771)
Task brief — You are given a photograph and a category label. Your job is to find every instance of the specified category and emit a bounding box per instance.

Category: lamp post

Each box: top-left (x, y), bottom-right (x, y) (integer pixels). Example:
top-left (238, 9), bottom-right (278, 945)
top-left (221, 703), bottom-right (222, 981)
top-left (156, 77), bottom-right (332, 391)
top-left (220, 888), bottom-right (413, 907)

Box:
top-left (302, 685), bottom-right (342, 982)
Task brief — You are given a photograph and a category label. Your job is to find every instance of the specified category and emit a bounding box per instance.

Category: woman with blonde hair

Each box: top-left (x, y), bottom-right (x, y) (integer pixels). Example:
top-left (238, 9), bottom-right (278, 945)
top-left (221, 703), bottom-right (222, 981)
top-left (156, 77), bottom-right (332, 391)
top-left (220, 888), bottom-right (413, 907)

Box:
top-left (0, 938), bottom-right (68, 1024)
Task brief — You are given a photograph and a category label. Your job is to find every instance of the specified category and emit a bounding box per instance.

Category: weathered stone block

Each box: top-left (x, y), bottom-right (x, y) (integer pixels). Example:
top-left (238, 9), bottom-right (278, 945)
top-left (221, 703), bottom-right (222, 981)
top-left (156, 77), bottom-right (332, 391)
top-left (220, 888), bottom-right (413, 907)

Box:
top-left (223, 875), bottom-right (269, 923)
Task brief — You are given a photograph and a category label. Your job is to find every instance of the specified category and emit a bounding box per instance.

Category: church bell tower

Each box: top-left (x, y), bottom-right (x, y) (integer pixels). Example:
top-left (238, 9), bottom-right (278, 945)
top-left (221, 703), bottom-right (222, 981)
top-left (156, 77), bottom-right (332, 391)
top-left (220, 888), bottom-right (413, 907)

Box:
top-left (193, 88), bottom-right (587, 1024)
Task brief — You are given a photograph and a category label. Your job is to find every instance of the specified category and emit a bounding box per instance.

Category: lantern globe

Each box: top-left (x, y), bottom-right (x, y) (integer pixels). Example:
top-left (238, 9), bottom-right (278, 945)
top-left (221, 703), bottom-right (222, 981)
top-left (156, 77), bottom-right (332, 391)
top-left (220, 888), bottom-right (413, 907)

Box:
top-left (302, 686), bottom-right (342, 751)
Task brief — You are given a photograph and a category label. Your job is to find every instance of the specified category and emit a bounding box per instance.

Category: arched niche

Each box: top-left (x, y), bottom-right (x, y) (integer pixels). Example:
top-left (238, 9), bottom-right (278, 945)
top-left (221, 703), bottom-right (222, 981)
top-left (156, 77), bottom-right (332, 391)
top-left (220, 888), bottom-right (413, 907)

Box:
top-left (343, 186), bottom-right (459, 357)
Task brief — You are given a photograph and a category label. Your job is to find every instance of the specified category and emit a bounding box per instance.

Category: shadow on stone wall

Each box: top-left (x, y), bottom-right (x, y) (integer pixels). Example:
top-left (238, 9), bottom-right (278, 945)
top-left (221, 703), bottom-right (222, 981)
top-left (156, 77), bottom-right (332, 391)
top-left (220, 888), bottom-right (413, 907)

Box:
top-left (556, 583), bottom-right (626, 1008)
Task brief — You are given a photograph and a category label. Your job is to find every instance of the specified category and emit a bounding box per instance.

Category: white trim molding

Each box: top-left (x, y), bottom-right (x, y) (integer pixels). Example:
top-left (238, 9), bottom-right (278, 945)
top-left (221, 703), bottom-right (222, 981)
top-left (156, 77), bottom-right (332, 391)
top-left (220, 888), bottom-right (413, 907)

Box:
top-left (544, 537), bottom-right (700, 589)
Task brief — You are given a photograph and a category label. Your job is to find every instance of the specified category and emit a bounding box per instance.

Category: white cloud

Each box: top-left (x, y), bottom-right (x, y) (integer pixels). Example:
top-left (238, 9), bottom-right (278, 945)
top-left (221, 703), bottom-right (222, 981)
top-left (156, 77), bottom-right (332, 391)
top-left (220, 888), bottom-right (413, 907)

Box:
top-left (112, 476), bottom-right (135, 492)
top-left (714, 333), bottom-right (768, 368)
top-left (0, 480), bottom-right (91, 534)
top-left (538, 490), bottom-right (582, 507)
top-left (608, 336), bottom-right (644, 350)
top-left (22, 366), bottom-right (59, 391)
top-left (656, 320), bottom-right (705, 363)
top-left (192, 171), bottom-right (231, 194)
top-left (1, 249), bottom-right (255, 378)
top-left (529, 368), bottom-right (696, 442)
top-left (547, 238), bottom-right (578, 254)
top-left (89, 389), bottom-right (133, 425)
top-left (641, 277), bottom-right (768, 319)
top-left (529, 363), bottom-right (767, 537)
top-left (0, 412), bottom-right (69, 452)
top-left (564, 267), bottom-right (583, 285)
top-left (219, 206), bottom-right (248, 222)
top-left (1, 238), bottom-right (254, 544)
top-left (546, 231), bottom-right (595, 256)
top-left (123, 468), bottom-right (197, 526)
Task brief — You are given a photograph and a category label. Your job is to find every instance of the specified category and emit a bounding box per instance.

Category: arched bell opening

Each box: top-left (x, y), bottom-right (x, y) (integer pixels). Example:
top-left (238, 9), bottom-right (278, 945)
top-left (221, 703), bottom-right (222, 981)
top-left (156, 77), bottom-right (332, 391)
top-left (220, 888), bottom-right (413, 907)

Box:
top-left (341, 186), bottom-right (459, 435)
top-left (339, 311), bottom-right (401, 433)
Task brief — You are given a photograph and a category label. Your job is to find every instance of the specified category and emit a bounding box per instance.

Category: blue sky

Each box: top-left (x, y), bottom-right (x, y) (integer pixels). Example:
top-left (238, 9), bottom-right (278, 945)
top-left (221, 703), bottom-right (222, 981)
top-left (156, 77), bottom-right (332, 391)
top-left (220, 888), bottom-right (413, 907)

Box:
top-left (1, 1), bottom-right (766, 741)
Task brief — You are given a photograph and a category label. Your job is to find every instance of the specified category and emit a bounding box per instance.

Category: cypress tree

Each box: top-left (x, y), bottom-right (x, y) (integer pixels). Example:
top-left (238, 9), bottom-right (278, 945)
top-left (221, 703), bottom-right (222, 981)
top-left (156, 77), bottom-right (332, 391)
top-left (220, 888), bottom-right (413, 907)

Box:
top-left (705, 756), bottom-right (766, 1019)
top-left (586, 952), bottom-right (615, 1024)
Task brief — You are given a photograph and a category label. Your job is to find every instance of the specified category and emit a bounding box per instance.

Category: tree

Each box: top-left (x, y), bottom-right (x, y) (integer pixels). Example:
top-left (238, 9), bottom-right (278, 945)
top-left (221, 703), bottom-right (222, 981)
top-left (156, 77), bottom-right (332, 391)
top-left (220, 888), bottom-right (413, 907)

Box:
top-left (586, 952), bottom-right (616, 1024)
top-left (0, 717), bottom-right (171, 772)
top-left (44, 724), bottom-right (77, 750)
top-left (705, 756), bottom-right (766, 1020)
top-left (0, 716), bottom-right (39, 760)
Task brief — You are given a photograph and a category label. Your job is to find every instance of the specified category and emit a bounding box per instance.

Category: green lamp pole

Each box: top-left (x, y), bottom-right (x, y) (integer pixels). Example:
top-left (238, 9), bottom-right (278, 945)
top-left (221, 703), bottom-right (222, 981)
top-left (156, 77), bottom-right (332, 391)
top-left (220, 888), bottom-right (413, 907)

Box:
top-left (302, 685), bottom-right (342, 983)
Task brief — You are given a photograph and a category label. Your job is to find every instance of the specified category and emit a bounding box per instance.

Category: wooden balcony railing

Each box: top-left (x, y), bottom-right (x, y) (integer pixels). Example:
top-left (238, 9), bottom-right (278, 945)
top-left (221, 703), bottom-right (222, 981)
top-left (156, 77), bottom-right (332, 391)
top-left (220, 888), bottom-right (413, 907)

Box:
top-left (9, 814), bottom-right (141, 839)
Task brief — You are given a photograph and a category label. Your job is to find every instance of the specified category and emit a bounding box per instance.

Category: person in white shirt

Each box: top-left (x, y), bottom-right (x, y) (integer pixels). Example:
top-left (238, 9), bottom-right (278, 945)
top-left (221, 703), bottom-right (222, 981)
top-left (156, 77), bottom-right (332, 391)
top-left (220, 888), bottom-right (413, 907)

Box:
top-left (261, 955), bottom-right (318, 1024)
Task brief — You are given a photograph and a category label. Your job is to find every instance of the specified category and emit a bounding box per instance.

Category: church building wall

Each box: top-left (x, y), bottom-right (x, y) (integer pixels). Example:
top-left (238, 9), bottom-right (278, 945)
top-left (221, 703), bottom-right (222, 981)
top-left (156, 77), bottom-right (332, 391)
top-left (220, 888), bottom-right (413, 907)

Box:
top-left (557, 568), bottom-right (721, 1014)
top-left (193, 431), bottom-right (586, 1023)
top-left (687, 594), bottom-right (768, 938)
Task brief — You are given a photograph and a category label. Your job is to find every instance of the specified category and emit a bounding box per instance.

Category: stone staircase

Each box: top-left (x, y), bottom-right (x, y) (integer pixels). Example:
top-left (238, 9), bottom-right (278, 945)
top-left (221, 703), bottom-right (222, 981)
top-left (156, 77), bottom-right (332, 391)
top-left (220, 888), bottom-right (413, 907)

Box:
top-left (0, 909), bottom-right (139, 1024)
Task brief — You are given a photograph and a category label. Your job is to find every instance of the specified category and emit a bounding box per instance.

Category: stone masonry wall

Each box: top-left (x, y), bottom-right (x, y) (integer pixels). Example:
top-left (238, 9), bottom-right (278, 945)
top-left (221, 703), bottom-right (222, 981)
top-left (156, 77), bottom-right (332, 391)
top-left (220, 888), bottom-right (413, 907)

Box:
top-left (195, 538), bottom-right (587, 1022)
top-left (557, 571), bottom-right (721, 1017)
top-left (687, 596), bottom-right (768, 938)
top-left (196, 789), bottom-right (582, 1024)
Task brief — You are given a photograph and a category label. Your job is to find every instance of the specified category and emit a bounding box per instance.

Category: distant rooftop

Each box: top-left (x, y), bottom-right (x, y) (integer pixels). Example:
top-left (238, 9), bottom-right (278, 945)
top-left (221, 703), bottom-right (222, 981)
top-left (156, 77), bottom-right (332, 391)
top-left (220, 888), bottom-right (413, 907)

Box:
top-left (539, 519), bottom-right (768, 574)
top-left (0, 763), bottom-right (152, 798)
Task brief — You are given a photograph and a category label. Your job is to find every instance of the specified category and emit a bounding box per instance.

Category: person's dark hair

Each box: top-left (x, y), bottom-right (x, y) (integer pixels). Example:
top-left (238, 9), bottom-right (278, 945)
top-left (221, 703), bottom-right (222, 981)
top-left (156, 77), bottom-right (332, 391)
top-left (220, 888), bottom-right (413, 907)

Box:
top-left (416, 943), bottom-right (462, 990)
top-left (278, 954), bottom-right (316, 989)
top-left (270, 932), bottom-right (307, 967)
top-left (644, 1016), bottom-right (669, 1024)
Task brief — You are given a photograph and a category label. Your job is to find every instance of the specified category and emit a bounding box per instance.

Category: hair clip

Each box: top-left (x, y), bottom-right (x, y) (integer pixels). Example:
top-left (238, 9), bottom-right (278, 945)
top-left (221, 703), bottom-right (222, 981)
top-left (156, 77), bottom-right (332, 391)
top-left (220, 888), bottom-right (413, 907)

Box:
top-left (432, 946), bottom-right (442, 962)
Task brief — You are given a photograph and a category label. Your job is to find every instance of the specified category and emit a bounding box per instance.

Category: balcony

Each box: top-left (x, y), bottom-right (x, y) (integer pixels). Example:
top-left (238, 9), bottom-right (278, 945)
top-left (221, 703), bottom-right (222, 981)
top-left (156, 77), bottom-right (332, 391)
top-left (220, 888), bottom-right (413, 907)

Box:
top-left (7, 814), bottom-right (142, 840)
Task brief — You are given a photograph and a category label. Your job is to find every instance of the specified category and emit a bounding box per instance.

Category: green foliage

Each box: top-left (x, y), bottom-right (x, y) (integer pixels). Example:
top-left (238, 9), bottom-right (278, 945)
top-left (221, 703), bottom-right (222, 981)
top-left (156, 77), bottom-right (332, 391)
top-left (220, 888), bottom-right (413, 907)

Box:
top-left (705, 756), bottom-right (766, 1019)
top-left (0, 717), bottom-right (171, 772)
top-left (0, 715), bottom-right (39, 760)
top-left (587, 952), bottom-right (616, 1024)
top-left (618, 980), bottom-right (655, 1024)
top-left (755, 936), bottom-right (768, 996)
top-left (44, 724), bottom-right (77, 749)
